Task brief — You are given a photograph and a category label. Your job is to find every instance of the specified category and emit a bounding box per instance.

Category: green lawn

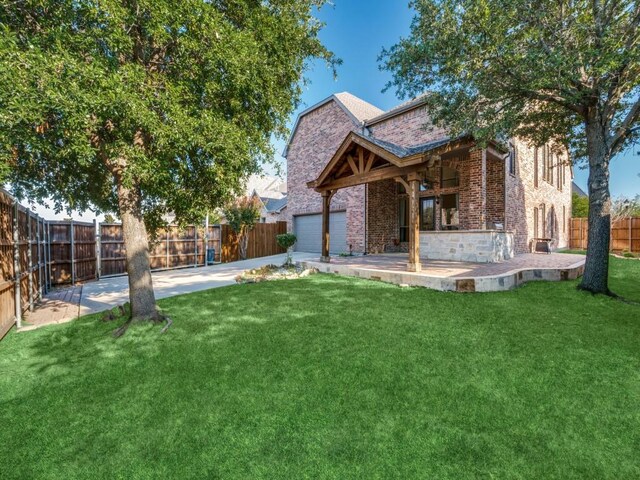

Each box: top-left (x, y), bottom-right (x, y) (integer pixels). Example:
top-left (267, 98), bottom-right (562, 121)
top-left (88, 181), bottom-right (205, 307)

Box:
top-left (1, 257), bottom-right (639, 479)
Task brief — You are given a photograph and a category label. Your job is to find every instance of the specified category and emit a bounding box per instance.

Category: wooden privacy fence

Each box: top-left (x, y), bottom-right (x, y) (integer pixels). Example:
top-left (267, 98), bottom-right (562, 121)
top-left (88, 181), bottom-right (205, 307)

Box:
top-left (219, 222), bottom-right (287, 262)
top-left (99, 223), bottom-right (222, 277)
top-left (1, 189), bottom-right (288, 339)
top-left (49, 220), bottom-right (97, 285)
top-left (0, 189), bottom-right (49, 339)
top-left (570, 217), bottom-right (640, 252)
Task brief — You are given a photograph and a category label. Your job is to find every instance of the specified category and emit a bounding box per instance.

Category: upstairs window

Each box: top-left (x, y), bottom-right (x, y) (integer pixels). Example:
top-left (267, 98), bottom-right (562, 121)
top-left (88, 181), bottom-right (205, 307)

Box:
top-left (508, 142), bottom-right (517, 175)
top-left (534, 147), bottom-right (539, 188)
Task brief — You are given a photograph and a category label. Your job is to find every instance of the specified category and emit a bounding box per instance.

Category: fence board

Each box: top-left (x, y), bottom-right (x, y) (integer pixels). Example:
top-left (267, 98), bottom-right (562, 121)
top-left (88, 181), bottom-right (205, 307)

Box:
top-left (220, 222), bottom-right (287, 262)
top-left (570, 217), bottom-right (640, 253)
top-left (100, 223), bottom-right (220, 277)
top-left (48, 221), bottom-right (96, 285)
top-left (0, 189), bottom-right (48, 339)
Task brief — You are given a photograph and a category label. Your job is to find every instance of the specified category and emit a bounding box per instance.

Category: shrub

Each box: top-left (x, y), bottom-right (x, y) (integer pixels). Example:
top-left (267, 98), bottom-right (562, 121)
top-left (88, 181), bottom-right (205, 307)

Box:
top-left (276, 233), bottom-right (297, 265)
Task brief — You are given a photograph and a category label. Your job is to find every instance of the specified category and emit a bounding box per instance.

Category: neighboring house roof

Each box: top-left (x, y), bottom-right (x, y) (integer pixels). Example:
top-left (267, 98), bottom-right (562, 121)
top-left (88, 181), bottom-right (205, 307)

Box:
top-left (260, 195), bottom-right (288, 213)
top-left (572, 182), bottom-right (588, 197)
top-left (245, 174), bottom-right (286, 197)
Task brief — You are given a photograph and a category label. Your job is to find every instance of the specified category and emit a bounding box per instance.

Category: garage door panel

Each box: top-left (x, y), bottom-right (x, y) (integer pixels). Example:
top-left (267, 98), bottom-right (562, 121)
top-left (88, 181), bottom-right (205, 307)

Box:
top-left (294, 212), bottom-right (347, 254)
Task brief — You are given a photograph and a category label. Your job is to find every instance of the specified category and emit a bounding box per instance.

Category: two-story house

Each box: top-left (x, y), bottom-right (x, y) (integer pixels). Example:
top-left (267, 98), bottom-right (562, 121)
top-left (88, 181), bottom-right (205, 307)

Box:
top-left (285, 92), bottom-right (571, 270)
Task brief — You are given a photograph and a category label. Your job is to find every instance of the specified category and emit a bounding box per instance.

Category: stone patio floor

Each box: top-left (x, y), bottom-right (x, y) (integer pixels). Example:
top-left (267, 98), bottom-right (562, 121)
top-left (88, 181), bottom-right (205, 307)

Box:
top-left (302, 252), bottom-right (586, 292)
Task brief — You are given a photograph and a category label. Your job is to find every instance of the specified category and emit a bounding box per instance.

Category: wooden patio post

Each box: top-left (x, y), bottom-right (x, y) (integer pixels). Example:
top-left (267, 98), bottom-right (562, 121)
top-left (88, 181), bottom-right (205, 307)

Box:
top-left (407, 174), bottom-right (422, 272)
top-left (321, 190), bottom-right (333, 262)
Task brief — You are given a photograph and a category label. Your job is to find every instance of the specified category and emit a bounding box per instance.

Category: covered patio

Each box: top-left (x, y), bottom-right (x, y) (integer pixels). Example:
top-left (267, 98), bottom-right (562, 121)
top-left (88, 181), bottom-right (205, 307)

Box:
top-left (301, 252), bottom-right (586, 292)
top-left (307, 131), bottom-right (511, 270)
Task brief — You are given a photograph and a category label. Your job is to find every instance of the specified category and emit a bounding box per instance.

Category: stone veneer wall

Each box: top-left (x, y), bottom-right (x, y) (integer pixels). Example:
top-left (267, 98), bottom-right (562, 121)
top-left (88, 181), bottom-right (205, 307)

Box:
top-left (285, 100), bottom-right (366, 252)
top-left (420, 231), bottom-right (515, 263)
top-left (506, 140), bottom-right (572, 253)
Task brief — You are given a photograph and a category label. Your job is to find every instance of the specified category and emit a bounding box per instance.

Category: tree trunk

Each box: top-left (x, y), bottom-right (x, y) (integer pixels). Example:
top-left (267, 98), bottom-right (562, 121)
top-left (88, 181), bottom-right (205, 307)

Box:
top-left (116, 177), bottom-right (159, 321)
top-left (579, 117), bottom-right (612, 295)
top-left (238, 230), bottom-right (248, 260)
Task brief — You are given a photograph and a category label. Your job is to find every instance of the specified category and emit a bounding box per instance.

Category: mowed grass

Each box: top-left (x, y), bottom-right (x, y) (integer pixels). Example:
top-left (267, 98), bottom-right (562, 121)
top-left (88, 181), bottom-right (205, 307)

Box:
top-left (0, 257), bottom-right (639, 479)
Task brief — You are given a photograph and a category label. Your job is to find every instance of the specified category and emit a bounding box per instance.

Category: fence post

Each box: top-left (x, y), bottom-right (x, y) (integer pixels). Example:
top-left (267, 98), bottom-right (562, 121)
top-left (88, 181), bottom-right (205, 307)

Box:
top-left (36, 215), bottom-right (42, 298)
top-left (629, 218), bottom-right (633, 252)
top-left (204, 215), bottom-right (209, 266)
top-left (95, 219), bottom-right (101, 280)
top-left (166, 228), bottom-right (170, 269)
top-left (194, 224), bottom-right (198, 268)
top-left (13, 201), bottom-right (21, 329)
top-left (27, 212), bottom-right (34, 311)
top-left (70, 219), bottom-right (75, 285)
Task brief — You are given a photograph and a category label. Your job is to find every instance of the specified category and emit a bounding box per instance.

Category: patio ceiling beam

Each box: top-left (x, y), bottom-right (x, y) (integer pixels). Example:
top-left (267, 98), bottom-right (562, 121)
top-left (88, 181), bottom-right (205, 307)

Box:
top-left (364, 152), bottom-right (375, 173)
top-left (346, 154), bottom-right (359, 175)
top-left (312, 161), bottom-right (427, 192)
top-left (394, 176), bottom-right (409, 191)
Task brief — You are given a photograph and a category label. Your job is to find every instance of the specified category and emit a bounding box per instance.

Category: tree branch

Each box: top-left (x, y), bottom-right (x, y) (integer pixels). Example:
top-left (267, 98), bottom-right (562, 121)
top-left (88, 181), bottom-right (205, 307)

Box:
top-left (609, 97), bottom-right (640, 155)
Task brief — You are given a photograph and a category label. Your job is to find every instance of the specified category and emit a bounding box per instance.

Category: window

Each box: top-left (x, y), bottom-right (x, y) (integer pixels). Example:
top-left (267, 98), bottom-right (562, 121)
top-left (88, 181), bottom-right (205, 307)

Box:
top-left (440, 194), bottom-right (459, 230)
top-left (548, 151), bottom-right (554, 185)
top-left (534, 147), bottom-right (539, 188)
top-left (557, 157), bottom-right (563, 190)
top-left (563, 205), bottom-right (566, 233)
top-left (419, 197), bottom-right (436, 231)
top-left (533, 207), bottom-right (539, 238)
top-left (441, 165), bottom-right (459, 188)
top-left (398, 197), bottom-right (409, 242)
top-left (542, 145), bottom-right (548, 182)
top-left (541, 204), bottom-right (546, 237)
top-left (508, 142), bottom-right (517, 175)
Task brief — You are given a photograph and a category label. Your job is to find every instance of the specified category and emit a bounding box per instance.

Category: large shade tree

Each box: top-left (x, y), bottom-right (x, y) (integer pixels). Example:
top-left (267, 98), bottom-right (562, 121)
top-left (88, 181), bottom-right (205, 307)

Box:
top-left (0, 0), bottom-right (335, 321)
top-left (382, 0), bottom-right (639, 294)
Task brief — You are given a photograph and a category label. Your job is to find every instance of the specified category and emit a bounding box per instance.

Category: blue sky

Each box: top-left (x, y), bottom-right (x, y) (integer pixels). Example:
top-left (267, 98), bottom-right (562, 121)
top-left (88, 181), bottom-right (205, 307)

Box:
top-left (273, 1), bottom-right (639, 198)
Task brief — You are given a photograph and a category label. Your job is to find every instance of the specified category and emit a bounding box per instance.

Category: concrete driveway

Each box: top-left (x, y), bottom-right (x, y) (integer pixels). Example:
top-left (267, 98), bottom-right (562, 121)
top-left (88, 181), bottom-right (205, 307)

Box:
top-left (79, 252), bottom-right (317, 317)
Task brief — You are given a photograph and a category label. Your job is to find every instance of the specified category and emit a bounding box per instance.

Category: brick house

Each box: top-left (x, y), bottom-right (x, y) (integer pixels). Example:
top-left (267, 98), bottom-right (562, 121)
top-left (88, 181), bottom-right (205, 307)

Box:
top-left (285, 92), bottom-right (572, 269)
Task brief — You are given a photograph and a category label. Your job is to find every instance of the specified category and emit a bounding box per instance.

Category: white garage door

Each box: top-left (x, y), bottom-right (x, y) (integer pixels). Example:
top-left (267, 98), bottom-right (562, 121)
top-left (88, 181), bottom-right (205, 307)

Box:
top-left (294, 212), bottom-right (347, 254)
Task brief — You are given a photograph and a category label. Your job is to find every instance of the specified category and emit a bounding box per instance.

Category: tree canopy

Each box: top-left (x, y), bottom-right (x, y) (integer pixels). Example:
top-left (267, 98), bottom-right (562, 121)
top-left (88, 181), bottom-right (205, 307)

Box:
top-left (0, 0), bottom-right (336, 227)
top-left (0, 0), bottom-right (336, 320)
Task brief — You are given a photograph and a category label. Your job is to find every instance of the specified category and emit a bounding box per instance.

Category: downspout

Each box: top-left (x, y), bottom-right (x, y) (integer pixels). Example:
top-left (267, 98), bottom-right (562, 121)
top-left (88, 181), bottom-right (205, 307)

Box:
top-left (504, 150), bottom-right (508, 230)
top-left (362, 120), bottom-right (369, 254)
top-left (364, 183), bottom-right (368, 255)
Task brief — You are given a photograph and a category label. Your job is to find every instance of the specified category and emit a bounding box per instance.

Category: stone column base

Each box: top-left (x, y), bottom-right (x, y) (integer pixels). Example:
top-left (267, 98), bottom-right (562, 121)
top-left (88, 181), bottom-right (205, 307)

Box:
top-left (320, 256), bottom-right (331, 263)
top-left (407, 262), bottom-right (422, 272)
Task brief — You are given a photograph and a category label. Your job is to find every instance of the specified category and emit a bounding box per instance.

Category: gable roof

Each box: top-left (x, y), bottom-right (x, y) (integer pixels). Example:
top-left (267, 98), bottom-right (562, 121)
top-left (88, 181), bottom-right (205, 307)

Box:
top-left (333, 92), bottom-right (385, 123)
top-left (365, 93), bottom-right (429, 126)
top-left (283, 92), bottom-right (383, 157)
top-left (260, 195), bottom-right (288, 213)
top-left (572, 182), bottom-right (588, 197)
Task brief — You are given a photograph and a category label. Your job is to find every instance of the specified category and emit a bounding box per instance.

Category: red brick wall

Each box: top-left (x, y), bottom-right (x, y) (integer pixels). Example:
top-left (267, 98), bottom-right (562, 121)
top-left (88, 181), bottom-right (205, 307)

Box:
top-left (486, 157), bottom-right (505, 227)
top-left (287, 96), bottom-right (571, 256)
top-left (366, 179), bottom-right (398, 253)
top-left (505, 140), bottom-right (572, 253)
top-left (285, 100), bottom-right (366, 251)
top-left (367, 105), bottom-right (447, 147)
